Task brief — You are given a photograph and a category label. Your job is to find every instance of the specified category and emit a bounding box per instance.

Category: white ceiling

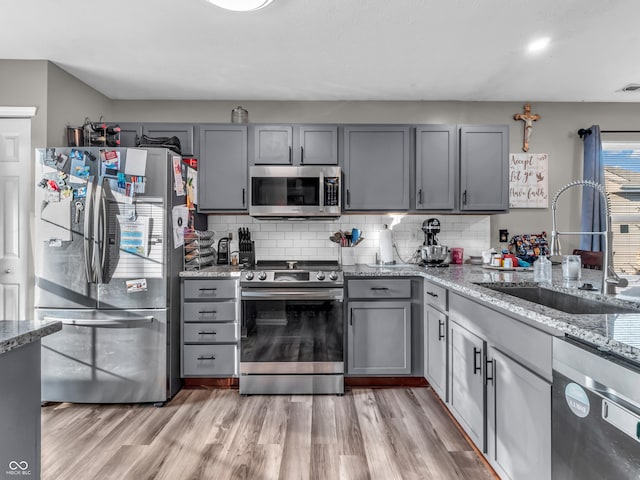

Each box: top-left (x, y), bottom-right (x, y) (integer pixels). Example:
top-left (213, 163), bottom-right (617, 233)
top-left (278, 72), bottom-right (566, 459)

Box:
top-left (3, 0), bottom-right (640, 102)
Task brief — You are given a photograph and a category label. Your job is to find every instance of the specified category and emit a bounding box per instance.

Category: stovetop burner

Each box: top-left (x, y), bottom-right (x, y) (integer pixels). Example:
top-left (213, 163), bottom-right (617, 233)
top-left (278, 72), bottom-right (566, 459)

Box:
top-left (242, 260), bottom-right (343, 286)
top-left (255, 260), bottom-right (341, 271)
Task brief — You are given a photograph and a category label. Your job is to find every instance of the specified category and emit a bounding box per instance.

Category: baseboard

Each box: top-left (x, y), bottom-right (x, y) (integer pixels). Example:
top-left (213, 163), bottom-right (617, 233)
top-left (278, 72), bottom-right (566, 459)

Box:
top-left (345, 377), bottom-right (429, 388)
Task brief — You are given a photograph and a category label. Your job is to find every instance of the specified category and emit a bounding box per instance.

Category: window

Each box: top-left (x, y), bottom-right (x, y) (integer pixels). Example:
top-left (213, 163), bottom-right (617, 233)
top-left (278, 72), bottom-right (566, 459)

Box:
top-left (602, 141), bottom-right (640, 274)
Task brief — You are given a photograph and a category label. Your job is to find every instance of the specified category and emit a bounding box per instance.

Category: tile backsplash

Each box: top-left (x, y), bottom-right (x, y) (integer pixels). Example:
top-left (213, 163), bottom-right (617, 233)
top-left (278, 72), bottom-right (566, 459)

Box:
top-left (207, 214), bottom-right (490, 264)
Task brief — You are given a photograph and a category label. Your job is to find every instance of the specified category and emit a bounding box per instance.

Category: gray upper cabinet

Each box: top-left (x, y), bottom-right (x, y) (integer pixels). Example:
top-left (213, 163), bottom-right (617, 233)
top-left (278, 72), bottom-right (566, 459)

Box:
top-left (114, 122), bottom-right (196, 157)
top-left (252, 125), bottom-right (293, 164)
top-left (415, 125), bottom-right (456, 210)
top-left (343, 126), bottom-right (410, 211)
top-left (197, 125), bottom-right (247, 211)
top-left (116, 123), bottom-right (142, 148)
top-left (299, 125), bottom-right (338, 165)
top-left (459, 125), bottom-right (509, 211)
top-left (143, 123), bottom-right (196, 157)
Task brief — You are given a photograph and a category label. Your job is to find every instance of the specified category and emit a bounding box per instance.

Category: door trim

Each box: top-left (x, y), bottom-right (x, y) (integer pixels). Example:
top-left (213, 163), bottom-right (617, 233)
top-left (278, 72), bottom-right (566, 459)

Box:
top-left (0, 106), bottom-right (37, 118)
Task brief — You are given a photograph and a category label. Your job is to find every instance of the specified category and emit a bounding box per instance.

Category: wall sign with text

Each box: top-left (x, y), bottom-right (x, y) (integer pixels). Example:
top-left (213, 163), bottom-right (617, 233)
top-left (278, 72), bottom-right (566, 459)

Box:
top-left (509, 153), bottom-right (549, 208)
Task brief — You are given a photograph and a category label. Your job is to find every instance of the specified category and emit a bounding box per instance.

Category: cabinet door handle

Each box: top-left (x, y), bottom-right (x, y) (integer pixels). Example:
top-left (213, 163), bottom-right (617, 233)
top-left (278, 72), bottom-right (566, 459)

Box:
top-left (242, 188), bottom-right (246, 206)
top-left (473, 347), bottom-right (482, 375)
top-left (289, 146), bottom-right (292, 164)
top-left (486, 357), bottom-right (495, 384)
top-left (370, 287), bottom-right (389, 291)
top-left (197, 355), bottom-right (216, 360)
top-left (300, 146), bottom-right (304, 164)
top-left (349, 310), bottom-right (353, 326)
top-left (463, 189), bottom-right (467, 205)
top-left (427, 291), bottom-right (438, 298)
top-left (418, 188), bottom-right (423, 205)
top-left (198, 331), bottom-right (217, 335)
top-left (438, 319), bottom-right (445, 341)
top-left (198, 310), bottom-right (217, 315)
top-left (346, 189), bottom-right (350, 206)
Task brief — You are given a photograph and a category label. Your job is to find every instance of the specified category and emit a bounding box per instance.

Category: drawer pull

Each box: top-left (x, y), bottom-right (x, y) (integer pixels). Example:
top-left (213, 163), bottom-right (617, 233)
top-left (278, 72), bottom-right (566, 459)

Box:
top-left (473, 347), bottom-right (482, 375)
top-left (198, 310), bottom-right (217, 315)
top-left (198, 331), bottom-right (217, 335)
top-left (370, 287), bottom-right (389, 291)
top-left (199, 288), bottom-right (217, 292)
top-left (197, 355), bottom-right (216, 360)
top-left (427, 291), bottom-right (438, 298)
top-left (438, 320), bottom-right (445, 341)
top-left (486, 357), bottom-right (495, 385)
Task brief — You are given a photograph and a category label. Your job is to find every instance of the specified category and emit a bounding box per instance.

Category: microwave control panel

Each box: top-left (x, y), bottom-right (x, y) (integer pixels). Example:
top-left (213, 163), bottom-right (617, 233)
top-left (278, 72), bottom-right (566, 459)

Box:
top-left (325, 177), bottom-right (340, 207)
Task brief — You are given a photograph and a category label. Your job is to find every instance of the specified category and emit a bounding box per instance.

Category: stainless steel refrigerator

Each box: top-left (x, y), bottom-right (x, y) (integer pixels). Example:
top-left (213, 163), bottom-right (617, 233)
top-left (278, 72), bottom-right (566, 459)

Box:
top-left (34, 147), bottom-right (184, 404)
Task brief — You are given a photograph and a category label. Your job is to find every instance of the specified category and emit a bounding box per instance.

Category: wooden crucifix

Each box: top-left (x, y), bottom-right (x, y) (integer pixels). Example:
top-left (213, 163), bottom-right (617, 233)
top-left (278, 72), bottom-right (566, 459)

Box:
top-left (514, 103), bottom-right (540, 152)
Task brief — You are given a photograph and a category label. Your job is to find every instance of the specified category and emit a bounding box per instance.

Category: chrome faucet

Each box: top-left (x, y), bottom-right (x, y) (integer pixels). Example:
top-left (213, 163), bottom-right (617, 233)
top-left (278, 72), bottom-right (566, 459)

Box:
top-left (550, 180), bottom-right (628, 295)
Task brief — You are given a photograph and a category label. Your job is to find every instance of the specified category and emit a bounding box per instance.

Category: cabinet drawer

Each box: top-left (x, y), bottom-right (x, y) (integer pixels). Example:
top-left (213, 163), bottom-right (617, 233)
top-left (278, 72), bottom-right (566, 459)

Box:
top-left (348, 279), bottom-right (411, 299)
top-left (183, 345), bottom-right (237, 376)
top-left (424, 281), bottom-right (448, 312)
top-left (183, 280), bottom-right (237, 300)
top-left (183, 323), bottom-right (238, 343)
top-left (183, 301), bottom-right (237, 322)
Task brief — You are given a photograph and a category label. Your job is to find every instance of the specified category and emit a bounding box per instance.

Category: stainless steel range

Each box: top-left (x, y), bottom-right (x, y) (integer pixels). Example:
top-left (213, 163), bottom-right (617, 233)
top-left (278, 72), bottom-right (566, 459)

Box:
top-left (239, 260), bottom-right (344, 395)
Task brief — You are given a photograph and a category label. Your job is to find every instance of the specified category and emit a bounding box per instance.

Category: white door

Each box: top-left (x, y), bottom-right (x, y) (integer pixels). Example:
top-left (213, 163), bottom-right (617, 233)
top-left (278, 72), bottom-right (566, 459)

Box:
top-left (0, 117), bottom-right (31, 320)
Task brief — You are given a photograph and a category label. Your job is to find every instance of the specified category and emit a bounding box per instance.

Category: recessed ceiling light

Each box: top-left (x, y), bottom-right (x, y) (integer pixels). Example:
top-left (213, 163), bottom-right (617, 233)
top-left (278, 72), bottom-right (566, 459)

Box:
top-left (207, 0), bottom-right (273, 11)
top-left (528, 37), bottom-right (551, 53)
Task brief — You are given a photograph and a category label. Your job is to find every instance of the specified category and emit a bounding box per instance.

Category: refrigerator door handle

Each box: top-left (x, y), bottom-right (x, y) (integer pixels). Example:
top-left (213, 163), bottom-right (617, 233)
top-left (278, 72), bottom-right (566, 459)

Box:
top-left (45, 315), bottom-right (155, 328)
top-left (93, 177), bottom-right (105, 283)
top-left (84, 176), bottom-right (97, 283)
top-left (99, 180), bottom-right (108, 281)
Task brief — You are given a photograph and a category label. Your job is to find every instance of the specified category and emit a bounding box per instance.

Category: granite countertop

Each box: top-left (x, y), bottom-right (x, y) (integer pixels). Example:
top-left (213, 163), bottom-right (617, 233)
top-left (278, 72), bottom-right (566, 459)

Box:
top-left (0, 320), bottom-right (62, 355)
top-left (180, 263), bottom-right (640, 364)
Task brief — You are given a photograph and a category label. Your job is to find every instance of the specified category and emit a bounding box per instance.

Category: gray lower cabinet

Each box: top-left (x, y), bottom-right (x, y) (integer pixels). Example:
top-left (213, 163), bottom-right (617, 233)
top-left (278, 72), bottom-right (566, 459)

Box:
top-left (343, 126), bottom-right (410, 210)
top-left (416, 125), bottom-right (456, 210)
top-left (197, 125), bottom-right (248, 211)
top-left (459, 124), bottom-right (509, 211)
top-left (449, 319), bottom-right (486, 451)
top-left (348, 300), bottom-right (411, 375)
top-left (449, 291), bottom-right (552, 480)
top-left (486, 346), bottom-right (551, 480)
top-left (181, 278), bottom-right (239, 377)
top-left (423, 280), bottom-right (448, 400)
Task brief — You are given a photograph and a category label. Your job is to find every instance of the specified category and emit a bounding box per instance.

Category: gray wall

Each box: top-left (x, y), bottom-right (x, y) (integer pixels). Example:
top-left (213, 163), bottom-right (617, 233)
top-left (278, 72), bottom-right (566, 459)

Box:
top-left (46, 62), bottom-right (111, 146)
top-left (0, 60), bottom-right (48, 154)
top-left (112, 100), bottom-right (640, 251)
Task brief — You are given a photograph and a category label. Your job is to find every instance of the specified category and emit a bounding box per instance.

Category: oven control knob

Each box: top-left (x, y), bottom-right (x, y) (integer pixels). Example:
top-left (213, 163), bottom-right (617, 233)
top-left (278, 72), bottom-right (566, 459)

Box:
top-left (244, 271), bottom-right (254, 281)
top-left (316, 271), bottom-right (326, 281)
top-left (258, 271), bottom-right (267, 281)
top-left (329, 271), bottom-right (338, 281)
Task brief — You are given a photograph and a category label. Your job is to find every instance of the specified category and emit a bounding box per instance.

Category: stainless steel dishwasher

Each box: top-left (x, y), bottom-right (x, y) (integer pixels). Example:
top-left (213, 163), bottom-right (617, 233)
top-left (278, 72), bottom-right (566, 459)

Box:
top-left (552, 336), bottom-right (640, 479)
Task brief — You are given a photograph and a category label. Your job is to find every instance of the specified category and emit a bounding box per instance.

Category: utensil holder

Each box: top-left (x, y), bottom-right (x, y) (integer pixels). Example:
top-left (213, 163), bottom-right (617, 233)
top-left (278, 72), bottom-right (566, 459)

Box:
top-left (341, 247), bottom-right (356, 266)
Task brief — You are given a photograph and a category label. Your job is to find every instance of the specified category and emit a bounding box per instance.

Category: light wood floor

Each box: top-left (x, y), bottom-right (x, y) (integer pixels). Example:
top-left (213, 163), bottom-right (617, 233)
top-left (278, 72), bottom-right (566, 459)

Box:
top-left (41, 387), bottom-right (495, 480)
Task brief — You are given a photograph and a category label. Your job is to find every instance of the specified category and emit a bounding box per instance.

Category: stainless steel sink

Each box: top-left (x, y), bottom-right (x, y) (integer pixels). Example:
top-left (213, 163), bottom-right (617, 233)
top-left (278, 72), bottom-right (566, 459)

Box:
top-left (477, 284), bottom-right (639, 315)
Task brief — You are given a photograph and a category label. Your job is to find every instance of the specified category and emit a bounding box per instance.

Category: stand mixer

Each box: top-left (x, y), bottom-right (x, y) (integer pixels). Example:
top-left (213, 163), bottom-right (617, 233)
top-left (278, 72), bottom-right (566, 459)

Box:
top-left (419, 218), bottom-right (449, 266)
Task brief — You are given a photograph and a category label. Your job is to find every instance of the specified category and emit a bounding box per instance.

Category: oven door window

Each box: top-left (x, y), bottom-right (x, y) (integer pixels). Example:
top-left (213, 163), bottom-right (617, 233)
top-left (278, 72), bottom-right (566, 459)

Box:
top-left (241, 299), bottom-right (343, 365)
top-left (251, 177), bottom-right (320, 207)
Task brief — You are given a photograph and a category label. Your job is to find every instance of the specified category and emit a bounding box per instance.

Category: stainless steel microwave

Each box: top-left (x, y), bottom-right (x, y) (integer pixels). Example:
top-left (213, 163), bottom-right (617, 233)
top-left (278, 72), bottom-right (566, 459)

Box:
top-left (249, 165), bottom-right (341, 218)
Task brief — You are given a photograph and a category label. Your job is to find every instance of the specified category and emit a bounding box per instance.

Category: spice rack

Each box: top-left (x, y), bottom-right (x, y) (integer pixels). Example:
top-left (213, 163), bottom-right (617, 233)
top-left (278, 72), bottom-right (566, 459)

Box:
top-left (183, 229), bottom-right (216, 270)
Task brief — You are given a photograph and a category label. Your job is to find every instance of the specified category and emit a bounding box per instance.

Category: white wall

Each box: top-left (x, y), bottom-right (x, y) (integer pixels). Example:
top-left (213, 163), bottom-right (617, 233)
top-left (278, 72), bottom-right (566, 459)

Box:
top-left (208, 214), bottom-right (489, 264)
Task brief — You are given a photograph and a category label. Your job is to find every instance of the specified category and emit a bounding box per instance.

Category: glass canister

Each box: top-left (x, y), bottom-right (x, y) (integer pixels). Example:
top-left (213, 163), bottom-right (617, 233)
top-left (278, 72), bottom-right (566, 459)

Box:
top-left (231, 106), bottom-right (248, 123)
